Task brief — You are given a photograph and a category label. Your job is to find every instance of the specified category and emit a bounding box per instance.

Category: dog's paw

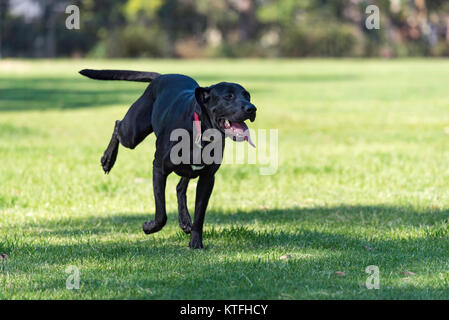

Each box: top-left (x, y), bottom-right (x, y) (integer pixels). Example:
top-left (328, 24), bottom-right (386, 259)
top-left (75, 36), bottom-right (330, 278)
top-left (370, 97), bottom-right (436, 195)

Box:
top-left (189, 240), bottom-right (204, 249)
top-left (179, 222), bottom-right (192, 234)
top-left (142, 220), bottom-right (164, 234)
top-left (188, 232), bottom-right (204, 249)
top-left (101, 154), bottom-right (111, 174)
top-left (101, 121), bottom-right (120, 174)
top-left (101, 145), bottom-right (118, 174)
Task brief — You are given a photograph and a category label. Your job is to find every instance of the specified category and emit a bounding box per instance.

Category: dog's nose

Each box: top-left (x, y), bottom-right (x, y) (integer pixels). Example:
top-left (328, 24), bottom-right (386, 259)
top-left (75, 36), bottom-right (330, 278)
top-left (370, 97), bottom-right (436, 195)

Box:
top-left (243, 104), bottom-right (257, 114)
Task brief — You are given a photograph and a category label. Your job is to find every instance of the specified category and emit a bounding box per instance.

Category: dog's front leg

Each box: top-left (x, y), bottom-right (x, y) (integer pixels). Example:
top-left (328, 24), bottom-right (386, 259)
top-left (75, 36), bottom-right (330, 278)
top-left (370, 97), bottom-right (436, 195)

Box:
top-left (189, 175), bottom-right (215, 249)
top-left (143, 166), bottom-right (168, 234)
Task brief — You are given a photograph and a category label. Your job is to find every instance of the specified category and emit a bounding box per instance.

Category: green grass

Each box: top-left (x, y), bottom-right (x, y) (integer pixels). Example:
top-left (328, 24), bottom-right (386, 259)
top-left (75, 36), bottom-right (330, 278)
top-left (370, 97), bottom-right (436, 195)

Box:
top-left (1, 58), bottom-right (449, 299)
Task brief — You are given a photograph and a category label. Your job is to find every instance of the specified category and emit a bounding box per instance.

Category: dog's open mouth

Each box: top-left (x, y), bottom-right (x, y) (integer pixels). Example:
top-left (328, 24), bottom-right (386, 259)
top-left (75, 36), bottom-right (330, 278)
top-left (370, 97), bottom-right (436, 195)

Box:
top-left (219, 119), bottom-right (255, 148)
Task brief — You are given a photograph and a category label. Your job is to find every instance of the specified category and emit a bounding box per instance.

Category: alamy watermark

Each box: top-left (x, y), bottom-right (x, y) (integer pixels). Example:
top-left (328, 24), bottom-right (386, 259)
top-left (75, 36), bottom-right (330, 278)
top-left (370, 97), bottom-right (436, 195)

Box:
top-left (65, 5), bottom-right (80, 30)
top-left (365, 5), bottom-right (380, 30)
top-left (169, 123), bottom-right (278, 175)
top-left (65, 265), bottom-right (80, 290)
top-left (365, 265), bottom-right (380, 289)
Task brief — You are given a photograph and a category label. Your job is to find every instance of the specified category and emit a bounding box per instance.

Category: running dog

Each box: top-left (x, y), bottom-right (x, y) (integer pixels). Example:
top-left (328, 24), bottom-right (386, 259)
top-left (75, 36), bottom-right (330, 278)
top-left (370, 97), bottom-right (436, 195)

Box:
top-left (80, 69), bottom-right (256, 248)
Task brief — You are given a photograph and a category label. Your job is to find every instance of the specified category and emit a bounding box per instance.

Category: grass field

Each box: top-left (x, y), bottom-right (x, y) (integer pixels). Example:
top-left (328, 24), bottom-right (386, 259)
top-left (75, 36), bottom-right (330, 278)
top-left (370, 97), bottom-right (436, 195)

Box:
top-left (1, 59), bottom-right (449, 299)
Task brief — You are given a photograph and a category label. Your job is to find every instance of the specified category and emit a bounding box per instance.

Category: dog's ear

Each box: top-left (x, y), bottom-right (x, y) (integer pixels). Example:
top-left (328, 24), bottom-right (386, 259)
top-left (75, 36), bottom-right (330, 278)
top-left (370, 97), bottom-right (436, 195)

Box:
top-left (195, 87), bottom-right (211, 106)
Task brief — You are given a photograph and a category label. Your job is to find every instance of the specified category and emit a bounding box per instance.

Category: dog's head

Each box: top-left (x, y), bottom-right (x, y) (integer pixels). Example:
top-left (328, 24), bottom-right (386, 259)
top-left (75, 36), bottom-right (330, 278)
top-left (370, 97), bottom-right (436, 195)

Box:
top-left (195, 82), bottom-right (256, 146)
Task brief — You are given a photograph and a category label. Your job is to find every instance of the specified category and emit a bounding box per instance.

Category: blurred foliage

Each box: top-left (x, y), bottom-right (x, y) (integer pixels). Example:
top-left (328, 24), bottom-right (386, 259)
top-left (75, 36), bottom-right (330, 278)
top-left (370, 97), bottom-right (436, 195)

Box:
top-left (1, 0), bottom-right (449, 58)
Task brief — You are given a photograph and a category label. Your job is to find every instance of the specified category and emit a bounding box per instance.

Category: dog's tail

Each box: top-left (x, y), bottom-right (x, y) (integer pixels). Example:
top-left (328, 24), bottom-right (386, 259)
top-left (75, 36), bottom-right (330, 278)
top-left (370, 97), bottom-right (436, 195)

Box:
top-left (79, 69), bottom-right (161, 82)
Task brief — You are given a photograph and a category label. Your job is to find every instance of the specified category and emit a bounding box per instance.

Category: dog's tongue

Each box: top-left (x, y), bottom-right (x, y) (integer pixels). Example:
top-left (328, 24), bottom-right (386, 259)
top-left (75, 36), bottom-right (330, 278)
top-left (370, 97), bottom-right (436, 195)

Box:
top-left (225, 121), bottom-right (256, 148)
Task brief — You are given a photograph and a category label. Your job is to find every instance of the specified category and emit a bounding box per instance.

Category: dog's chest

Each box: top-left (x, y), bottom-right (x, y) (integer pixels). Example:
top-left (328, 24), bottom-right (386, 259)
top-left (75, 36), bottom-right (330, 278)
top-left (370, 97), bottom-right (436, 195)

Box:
top-left (173, 164), bottom-right (205, 178)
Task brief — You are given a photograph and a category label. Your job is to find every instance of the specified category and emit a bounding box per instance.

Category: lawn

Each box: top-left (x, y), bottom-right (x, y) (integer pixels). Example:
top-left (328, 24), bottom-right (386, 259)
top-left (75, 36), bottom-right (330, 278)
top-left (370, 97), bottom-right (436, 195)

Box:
top-left (1, 59), bottom-right (449, 299)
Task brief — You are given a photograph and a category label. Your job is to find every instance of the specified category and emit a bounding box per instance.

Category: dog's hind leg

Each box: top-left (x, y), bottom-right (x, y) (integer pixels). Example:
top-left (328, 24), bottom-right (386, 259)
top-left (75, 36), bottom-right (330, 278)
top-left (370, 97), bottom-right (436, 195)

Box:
top-left (177, 177), bottom-right (192, 234)
top-left (143, 166), bottom-right (168, 234)
top-left (101, 87), bottom-right (154, 173)
top-left (116, 87), bottom-right (154, 150)
top-left (101, 120), bottom-right (120, 174)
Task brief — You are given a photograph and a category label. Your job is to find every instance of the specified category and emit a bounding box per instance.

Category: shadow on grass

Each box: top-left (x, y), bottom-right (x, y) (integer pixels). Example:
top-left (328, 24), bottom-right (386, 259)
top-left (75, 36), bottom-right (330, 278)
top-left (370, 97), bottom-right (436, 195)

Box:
top-left (9, 204), bottom-right (449, 236)
top-left (2, 205), bottom-right (449, 298)
top-left (4, 257), bottom-right (447, 300)
top-left (193, 73), bottom-right (359, 84)
top-left (4, 205), bottom-right (449, 259)
top-left (0, 72), bottom-right (358, 112)
top-left (0, 78), bottom-right (144, 111)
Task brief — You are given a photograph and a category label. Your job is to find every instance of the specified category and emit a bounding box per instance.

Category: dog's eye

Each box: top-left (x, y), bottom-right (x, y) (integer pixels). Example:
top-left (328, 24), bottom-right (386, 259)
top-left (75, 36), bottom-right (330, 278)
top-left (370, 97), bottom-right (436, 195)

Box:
top-left (224, 93), bottom-right (234, 100)
top-left (242, 92), bottom-right (250, 101)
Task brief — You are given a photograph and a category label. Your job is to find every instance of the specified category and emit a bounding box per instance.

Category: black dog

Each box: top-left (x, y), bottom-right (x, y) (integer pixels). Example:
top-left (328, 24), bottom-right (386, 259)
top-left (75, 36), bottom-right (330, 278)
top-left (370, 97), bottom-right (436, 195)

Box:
top-left (80, 69), bottom-right (256, 249)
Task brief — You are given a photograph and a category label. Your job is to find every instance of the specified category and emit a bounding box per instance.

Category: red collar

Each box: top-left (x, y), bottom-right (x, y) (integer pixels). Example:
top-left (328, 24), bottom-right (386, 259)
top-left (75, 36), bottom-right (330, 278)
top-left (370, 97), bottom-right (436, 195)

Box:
top-left (193, 112), bottom-right (202, 148)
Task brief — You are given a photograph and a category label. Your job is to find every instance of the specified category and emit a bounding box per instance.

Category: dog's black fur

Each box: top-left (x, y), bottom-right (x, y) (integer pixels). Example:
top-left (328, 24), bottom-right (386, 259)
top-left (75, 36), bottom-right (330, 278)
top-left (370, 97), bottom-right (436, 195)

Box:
top-left (80, 69), bottom-right (256, 249)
